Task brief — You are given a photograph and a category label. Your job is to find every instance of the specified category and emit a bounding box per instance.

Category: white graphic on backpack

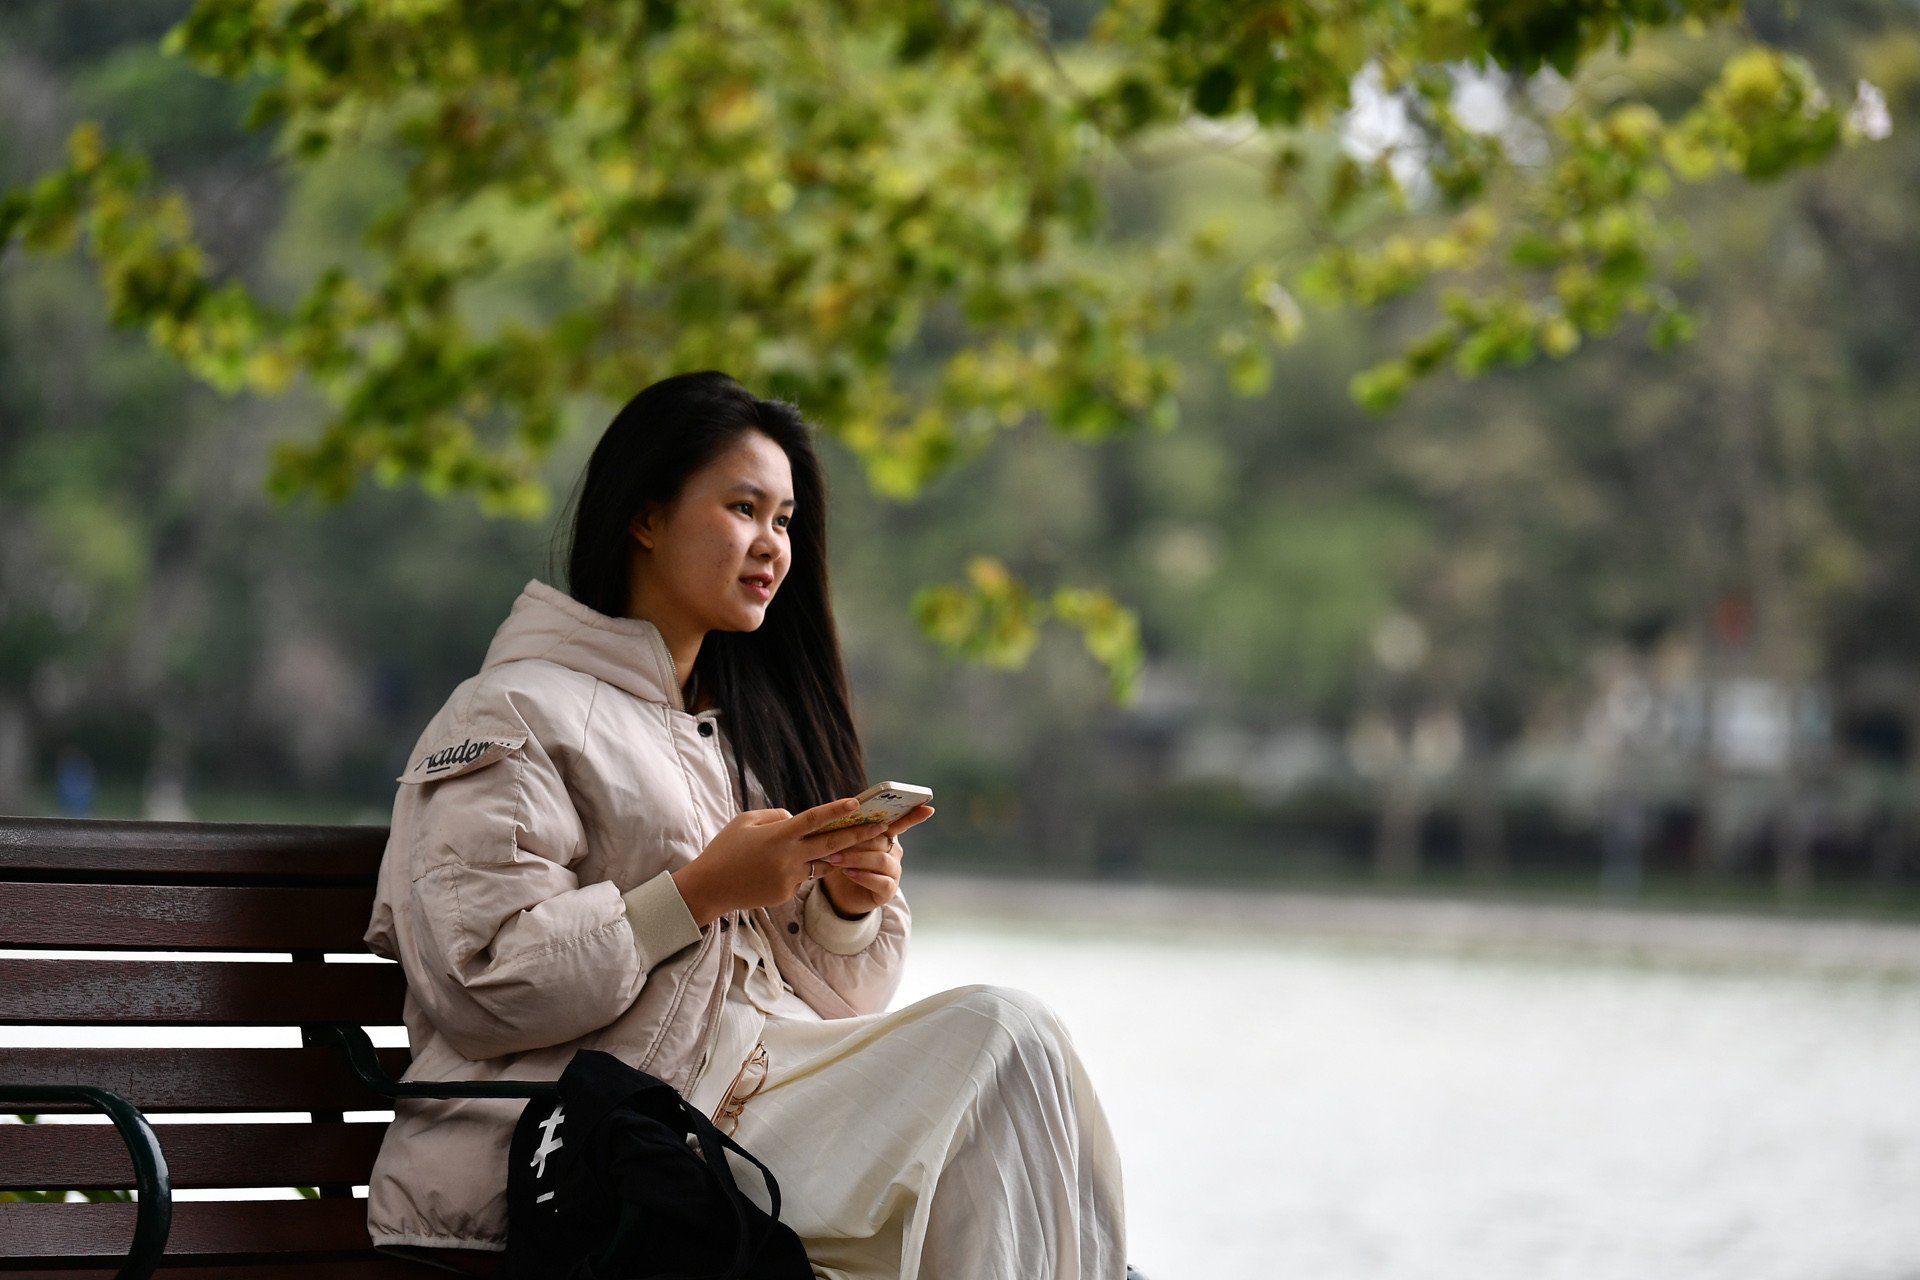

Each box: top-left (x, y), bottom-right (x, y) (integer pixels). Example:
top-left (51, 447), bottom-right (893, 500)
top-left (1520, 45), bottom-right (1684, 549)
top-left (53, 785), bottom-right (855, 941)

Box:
top-left (531, 1105), bottom-right (566, 1179)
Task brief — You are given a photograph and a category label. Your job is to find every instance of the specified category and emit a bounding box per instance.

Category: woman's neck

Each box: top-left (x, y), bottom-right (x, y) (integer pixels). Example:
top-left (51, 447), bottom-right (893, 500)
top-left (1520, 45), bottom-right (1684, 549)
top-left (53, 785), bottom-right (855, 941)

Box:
top-left (618, 594), bottom-right (702, 706)
top-left (657, 628), bottom-right (703, 707)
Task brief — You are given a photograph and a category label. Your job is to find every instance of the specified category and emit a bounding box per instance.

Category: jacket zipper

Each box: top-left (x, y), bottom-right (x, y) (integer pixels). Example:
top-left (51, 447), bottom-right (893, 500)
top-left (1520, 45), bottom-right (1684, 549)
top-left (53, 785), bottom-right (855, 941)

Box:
top-left (694, 932), bottom-right (730, 1082)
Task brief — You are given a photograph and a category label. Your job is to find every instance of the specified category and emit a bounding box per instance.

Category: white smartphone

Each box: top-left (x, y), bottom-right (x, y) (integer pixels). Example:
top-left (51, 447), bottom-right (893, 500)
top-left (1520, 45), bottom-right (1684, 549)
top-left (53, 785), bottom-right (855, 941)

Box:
top-left (813, 781), bottom-right (934, 833)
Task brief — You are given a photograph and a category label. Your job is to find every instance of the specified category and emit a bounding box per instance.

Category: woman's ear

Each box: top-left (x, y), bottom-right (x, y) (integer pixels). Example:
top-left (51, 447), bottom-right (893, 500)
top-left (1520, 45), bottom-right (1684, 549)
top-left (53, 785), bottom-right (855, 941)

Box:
top-left (628, 506), bottom-right (657, 551)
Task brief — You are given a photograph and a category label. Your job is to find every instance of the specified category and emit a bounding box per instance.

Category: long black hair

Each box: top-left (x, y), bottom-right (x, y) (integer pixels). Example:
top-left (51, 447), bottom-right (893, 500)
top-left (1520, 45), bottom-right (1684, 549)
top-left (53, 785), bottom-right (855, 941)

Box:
top-left (564, 371), bottom-right (865, 813)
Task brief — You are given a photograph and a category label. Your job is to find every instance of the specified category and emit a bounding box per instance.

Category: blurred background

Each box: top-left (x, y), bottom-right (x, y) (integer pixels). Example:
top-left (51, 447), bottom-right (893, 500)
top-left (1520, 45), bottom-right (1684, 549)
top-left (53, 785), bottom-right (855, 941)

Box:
top-left (4, 4), bottom-right (1920, 1276)
top-left (5, 0), bottom-right (1920, 915)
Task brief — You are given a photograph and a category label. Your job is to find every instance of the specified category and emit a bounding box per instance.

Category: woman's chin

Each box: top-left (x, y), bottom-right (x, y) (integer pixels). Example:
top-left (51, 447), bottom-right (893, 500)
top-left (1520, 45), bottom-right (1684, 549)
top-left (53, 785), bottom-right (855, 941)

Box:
top-left (712, 606), bottom-right (770, 634)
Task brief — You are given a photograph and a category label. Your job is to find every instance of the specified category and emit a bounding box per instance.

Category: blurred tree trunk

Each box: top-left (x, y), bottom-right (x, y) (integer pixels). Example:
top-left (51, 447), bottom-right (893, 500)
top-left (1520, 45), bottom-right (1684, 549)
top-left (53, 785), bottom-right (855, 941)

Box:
top-left (1600, 787), bottom-right (1648, 897)
top-left (1725, 356), bottom-right (1815, 903)
top-left (1869, 747), bottom-right (1912, 889)
top-left (1898, 680), bottom-right (1920, 887)
top-left (1774, 790), bottom-right (1815, 901)
top-left (1018, 725), bottom-right (1082, 872)
top-left (141, 698), bottom-right (195, 822)
top-left (1373, 750), bottom-right (1424, 881)
top-left (1691, 660), bottom-right (1734, 881)
top-left (1459, 718), bottom-right (1508, 882)
top-left (0, 693), bottom-right (30, 811)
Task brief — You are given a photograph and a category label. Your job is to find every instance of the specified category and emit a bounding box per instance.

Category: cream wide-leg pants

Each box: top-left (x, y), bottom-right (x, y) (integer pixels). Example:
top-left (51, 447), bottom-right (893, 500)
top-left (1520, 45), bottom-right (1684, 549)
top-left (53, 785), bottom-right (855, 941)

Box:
top-left (688, 975), bottom-right (1128, 1280)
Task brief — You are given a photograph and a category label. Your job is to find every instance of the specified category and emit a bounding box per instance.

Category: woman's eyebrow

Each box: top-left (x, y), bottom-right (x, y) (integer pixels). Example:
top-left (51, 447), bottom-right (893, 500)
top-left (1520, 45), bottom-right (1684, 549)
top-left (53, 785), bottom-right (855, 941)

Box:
top-left (729, 482), bottom-right (796, 509)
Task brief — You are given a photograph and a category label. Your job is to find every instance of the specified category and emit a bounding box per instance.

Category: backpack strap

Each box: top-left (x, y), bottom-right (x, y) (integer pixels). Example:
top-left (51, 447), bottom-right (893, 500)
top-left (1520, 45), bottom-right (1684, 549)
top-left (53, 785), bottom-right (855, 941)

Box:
top-left (676, 1095), bottom-right (784, 1280)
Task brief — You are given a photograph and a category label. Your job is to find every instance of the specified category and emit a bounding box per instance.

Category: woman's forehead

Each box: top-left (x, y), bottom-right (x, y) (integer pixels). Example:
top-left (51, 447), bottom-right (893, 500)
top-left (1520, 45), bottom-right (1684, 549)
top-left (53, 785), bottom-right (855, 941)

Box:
top-left (695, 431), bottom-right (793, 499)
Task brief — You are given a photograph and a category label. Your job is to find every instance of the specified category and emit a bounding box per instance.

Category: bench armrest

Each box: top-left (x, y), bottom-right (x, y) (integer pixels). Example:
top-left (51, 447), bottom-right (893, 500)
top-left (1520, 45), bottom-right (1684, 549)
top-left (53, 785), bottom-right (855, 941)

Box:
top-left (0, 1084), bottom-right (172, 1280)
top-left (303, 1024), bottom-right (560, 1102)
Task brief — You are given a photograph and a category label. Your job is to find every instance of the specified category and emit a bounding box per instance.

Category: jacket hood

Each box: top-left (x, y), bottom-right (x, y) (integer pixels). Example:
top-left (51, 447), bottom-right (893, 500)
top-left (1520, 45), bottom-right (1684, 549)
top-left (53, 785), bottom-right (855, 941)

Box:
top-left (482, 580), bottom-right (687, 711)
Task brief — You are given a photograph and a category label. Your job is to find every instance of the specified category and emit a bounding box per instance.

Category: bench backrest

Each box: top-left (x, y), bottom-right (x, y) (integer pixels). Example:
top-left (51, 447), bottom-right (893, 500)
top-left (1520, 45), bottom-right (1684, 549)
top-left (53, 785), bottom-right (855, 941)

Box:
top-left (0, 816), bottom-right (447, 1276)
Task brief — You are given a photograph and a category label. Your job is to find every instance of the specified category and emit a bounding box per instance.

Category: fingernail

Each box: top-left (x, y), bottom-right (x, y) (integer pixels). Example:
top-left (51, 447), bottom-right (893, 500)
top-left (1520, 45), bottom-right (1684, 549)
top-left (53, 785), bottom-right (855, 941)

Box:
top-left (828, 853), bottom-right (844, 864)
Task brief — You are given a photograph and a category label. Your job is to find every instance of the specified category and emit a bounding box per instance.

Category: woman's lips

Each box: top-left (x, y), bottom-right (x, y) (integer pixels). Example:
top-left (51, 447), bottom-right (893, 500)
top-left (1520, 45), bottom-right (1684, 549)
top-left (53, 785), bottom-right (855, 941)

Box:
top-left (740, 576), bottom-right (772, 600)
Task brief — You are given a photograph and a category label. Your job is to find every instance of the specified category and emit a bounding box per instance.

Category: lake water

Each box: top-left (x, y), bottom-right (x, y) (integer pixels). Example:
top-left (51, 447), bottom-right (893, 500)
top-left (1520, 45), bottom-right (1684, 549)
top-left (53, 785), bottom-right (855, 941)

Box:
top-left (896, 885), bottom-right (1920, 1280)
top-left (9, 882), bottom-right (1920, 1279)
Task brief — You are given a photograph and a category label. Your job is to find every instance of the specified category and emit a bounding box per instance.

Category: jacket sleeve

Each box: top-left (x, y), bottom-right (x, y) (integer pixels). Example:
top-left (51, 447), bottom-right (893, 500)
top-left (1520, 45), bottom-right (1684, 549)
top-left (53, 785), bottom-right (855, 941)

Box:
top-left (765, 879), bottom-right (910, 1017)
top-left (388, 731), bottom-right (698, 1061)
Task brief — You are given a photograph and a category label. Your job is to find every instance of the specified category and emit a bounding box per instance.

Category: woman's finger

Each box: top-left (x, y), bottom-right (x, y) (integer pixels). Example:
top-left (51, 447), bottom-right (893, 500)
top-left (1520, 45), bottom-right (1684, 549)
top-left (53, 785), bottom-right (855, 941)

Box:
top-left (735, 806), bottom-right (793, 826)
top-left (828, 845), bottom-right (898, 873)
top-left (831, 867), bottom-right (896, 898)
top-left (883, 805), bottom-right (935, 839)
top-left (838, 830), bottom-right (893, 856)
top-left (789, 797), bottom-right (862, 833)
top-left (821, 819), bottom-right (892, 853)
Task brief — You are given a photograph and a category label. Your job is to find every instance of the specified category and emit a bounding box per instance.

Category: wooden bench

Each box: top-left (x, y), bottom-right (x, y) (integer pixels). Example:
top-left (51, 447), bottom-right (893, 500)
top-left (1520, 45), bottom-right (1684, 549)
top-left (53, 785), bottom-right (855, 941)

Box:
top-left (0, 816), bottom-right (554, 1279)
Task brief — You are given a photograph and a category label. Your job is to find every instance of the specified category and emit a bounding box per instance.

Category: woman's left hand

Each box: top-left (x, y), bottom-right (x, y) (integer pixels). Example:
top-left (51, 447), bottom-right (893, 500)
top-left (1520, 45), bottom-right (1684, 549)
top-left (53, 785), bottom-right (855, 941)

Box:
top-left (816, 804), bottom-right (933, 918)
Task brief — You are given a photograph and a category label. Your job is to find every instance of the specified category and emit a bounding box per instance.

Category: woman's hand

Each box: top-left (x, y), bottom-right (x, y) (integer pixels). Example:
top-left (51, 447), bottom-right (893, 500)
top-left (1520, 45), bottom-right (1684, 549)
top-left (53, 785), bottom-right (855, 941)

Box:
top-left (673, 799), bottom-right (884, 927)
top-left (820, 804), bottom-right (934, 919)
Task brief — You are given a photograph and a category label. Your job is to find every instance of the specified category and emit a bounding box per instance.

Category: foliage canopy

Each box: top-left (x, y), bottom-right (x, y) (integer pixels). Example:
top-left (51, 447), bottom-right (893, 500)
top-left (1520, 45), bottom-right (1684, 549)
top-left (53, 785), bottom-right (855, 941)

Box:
top-left (0, 0), bottom-right (1885, 695)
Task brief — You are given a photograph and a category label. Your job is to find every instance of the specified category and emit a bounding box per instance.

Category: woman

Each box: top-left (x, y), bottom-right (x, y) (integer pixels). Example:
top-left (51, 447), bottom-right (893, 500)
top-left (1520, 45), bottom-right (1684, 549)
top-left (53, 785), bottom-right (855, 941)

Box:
top-left (363, 372), bottom-right (1129, 1278)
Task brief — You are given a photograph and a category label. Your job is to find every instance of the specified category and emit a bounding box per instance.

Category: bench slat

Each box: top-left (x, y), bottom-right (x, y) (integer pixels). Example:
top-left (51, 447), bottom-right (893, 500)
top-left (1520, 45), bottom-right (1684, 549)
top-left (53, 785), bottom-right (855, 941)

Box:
top-left (0, 883), bottom-right (378, 952)
top-left (0, 818), bottom-right (386, 886)
top-left (0, 1122), bottom-right (388, 1190)
top-left (0, 1201), bottom-right (501, 1273)
top-left (0, 959), bottom-right (407, 1026)
top-left (1, 1262), bottom-right (491, 1280)
top-left (0, 1048), bottom-right (412, 1113)
top-left (0, 1197), bottom-right (375, 1261)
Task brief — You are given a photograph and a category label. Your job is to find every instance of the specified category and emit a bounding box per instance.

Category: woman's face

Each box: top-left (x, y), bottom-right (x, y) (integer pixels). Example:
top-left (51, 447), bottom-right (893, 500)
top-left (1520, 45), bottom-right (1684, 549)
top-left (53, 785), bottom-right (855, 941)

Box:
top-left (628, 429), bottom-right (795, 641)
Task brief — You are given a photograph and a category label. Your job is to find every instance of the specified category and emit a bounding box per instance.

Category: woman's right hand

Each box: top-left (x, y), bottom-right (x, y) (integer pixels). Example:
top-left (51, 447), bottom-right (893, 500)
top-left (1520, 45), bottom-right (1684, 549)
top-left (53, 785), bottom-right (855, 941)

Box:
top-left (671, 798), bottom-right (876, 927)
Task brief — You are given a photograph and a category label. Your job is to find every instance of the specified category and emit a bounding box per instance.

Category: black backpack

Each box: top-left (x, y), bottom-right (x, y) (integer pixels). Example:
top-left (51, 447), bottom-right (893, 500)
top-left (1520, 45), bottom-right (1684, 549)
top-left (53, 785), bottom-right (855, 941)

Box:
top-left (502, 1050), bottom-right (813, 1280)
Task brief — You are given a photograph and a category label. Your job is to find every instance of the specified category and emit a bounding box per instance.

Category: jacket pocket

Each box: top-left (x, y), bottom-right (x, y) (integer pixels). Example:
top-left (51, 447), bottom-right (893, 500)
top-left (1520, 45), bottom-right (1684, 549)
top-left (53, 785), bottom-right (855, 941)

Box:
top-left (397, 734), bottom-right (528, 784)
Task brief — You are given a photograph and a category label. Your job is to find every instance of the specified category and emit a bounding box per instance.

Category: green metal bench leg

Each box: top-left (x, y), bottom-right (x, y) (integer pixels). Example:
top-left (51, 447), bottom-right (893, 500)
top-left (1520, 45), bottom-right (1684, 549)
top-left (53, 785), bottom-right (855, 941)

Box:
top-left (0, 1084), bottom-right (172, 1280)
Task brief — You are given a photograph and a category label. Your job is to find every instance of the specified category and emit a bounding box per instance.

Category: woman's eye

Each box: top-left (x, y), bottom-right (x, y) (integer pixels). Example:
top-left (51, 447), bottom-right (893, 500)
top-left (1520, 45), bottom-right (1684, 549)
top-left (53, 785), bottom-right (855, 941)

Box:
top-left (732, 502), bottom-right (753, 516)
top-left (774, 515), bottom-right (791, 530)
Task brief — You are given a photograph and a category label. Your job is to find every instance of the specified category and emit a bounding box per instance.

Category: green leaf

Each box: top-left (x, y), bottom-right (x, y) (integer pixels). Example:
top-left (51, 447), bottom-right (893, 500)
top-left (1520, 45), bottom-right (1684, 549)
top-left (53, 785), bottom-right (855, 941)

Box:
top-left (1649, 306), bottom-right (1698, 350)
top-left (1351, 361), bottom-right (1412, 413)
top-left (911, 558), bottom-right (1045, 671)
top-left (1052, 587), bottom-right (1144, 703)
top-left (1193, 63), bottom-right (1239, 116)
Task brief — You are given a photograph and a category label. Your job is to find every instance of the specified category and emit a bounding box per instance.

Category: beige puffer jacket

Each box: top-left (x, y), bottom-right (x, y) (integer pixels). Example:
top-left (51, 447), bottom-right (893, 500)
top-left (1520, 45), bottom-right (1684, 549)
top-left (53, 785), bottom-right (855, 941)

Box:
top-left (363, 580), bottom-right (910, 1251)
